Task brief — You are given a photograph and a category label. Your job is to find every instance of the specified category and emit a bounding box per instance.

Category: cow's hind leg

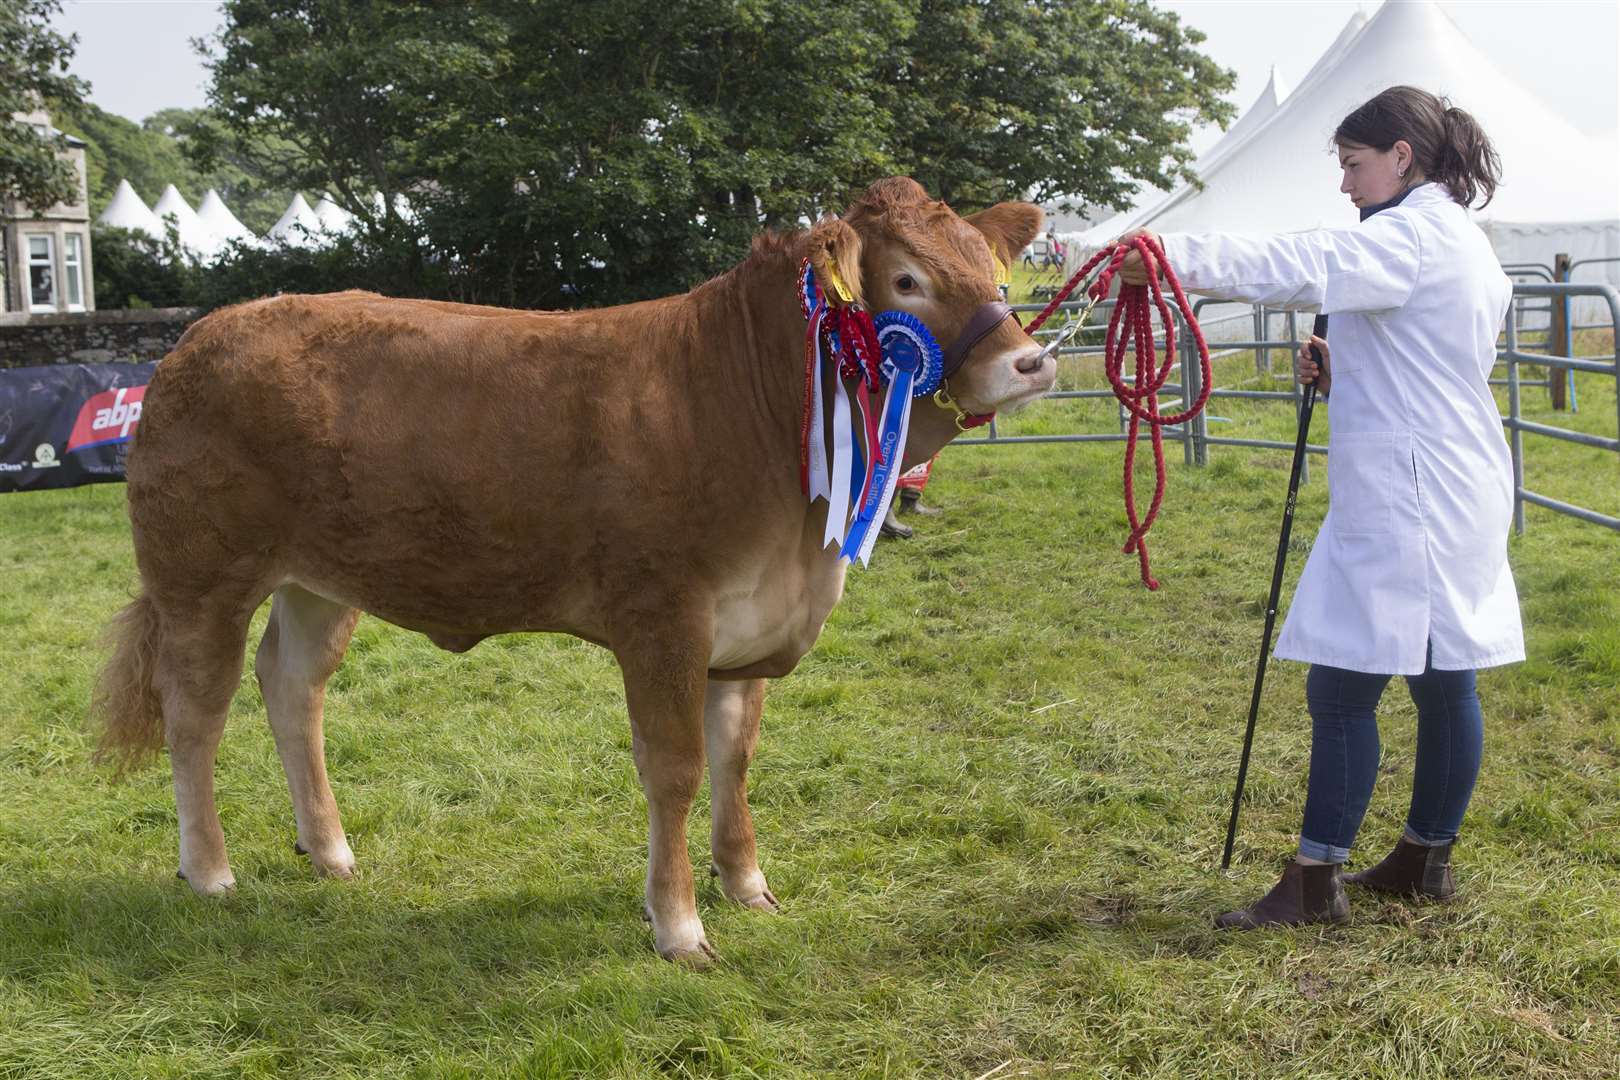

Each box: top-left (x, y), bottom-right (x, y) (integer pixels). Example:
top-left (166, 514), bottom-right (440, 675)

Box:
top-left (615, 618), bottom-right (715, 966)
top-left (255, 585), bottom-right (361, 879)
top-left (157, 601), bottom-right (258, 895)
top-left (705, 678), bottom-right (778, 912)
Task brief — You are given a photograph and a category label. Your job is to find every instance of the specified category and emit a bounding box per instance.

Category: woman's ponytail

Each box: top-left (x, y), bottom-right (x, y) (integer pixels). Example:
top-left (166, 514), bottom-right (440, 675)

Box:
top-left (1335, 86), bottom-right (1503, 209)
top-left (1437, 104), bottom-right (1502, 209)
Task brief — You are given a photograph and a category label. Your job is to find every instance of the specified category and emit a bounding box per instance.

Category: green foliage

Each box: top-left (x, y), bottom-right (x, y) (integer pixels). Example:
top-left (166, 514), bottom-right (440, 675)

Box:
top-left (186, 230), bottom-right (449, 310)
top-left (197, 0), bottom-right (1235, 308)
top-left (89, 222), bottom-right (446, 311)
top-left (0, 0), bottom-right (87, 210)
top-left (52, 102), bottom-right (199, 212)
top-left (85, 225), bottom-right (200, 309)
top-left (888, 0), bottom-right (1236, 210)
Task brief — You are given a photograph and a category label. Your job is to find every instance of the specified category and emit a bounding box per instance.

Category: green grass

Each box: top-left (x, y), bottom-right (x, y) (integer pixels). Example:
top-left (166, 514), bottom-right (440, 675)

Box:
top-left (1, 330), bottom-right (1616, 1078)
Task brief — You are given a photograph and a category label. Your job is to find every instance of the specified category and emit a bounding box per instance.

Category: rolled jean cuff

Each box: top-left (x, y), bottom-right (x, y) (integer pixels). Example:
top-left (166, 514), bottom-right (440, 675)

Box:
top-left (1403, 825), bottom-right (1457, 847)
top-left (1298, 834), bottom-right (1351, 864)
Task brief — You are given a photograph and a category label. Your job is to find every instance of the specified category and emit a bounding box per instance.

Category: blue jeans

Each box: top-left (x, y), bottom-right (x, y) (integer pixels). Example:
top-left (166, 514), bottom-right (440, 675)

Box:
top-left (1297, 646), bottom-right (1484, 864)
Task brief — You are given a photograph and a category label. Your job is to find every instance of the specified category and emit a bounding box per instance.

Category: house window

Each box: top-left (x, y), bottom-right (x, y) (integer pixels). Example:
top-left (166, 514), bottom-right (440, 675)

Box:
top-left (28, 234), bottom-right (57, 312)
top-left (64, 233), bottom-right (84, 310)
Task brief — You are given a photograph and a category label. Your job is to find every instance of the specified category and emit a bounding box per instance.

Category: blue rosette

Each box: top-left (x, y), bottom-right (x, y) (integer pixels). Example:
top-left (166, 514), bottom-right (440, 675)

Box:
top-left (872, 310), bottom-right (944, 397)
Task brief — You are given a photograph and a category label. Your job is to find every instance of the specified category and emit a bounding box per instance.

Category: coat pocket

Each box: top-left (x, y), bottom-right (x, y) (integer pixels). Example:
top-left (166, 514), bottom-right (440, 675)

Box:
top-left (1327, 431), bottom-right (1396, 535)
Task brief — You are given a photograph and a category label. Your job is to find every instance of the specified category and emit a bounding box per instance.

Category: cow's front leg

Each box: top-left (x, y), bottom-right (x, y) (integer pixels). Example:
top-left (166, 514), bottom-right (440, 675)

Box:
top-left (617, 623), bottom-right (715, 966)
top-left (705, 677), bottom-right (778, 911)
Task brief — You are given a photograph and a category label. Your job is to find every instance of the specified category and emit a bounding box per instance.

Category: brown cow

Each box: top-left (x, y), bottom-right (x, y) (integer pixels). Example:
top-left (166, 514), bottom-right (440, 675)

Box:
top-left (93, 177), bottom-right (1050, 964)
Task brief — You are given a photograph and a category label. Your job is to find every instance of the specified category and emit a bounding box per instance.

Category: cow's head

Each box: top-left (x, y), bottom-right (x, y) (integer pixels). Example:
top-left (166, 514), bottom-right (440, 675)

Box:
top-left (805, 178), bottom-right (1054, 466)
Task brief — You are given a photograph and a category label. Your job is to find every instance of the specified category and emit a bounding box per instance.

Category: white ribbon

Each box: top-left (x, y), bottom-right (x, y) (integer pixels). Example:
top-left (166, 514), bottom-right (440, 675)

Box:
top-left (805, 313), bottom-right (831, 503)
top-left (822, 373), bottom-right (856, 548)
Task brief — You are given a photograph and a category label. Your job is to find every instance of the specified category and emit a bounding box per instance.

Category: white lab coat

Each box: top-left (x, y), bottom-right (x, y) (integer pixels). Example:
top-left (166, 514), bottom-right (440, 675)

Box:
top-left (1161, 183), bottom-right (1524, 674)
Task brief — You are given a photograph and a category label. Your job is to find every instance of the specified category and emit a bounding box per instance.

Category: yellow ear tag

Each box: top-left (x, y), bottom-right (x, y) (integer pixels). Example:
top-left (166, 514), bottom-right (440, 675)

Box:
top-left (825, 266), bottom-right (855, 304)
top-left (992, 254), bottom-right (1010, 288)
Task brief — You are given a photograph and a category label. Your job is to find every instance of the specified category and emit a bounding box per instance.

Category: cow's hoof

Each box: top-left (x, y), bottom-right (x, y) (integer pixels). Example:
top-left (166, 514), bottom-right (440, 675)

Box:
top-left (646, 904), bottom-right (718, 968)
top-left (737, 887), bottom-right (780, 913)
top-left (314, 856), bottom-right (356, 881)
top-left (710, 865), bottom-right (779, 912)
top-left (296, 838), bottom-right (356, 880)
top-left (659, 938), bottom-right (719, 970)
top-left (177, 867), bottom-right (236, 897)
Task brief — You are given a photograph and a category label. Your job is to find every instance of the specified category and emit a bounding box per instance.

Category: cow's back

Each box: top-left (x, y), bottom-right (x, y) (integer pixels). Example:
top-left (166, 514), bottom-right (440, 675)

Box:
top-left (128, 290), bottom-right (762, 639)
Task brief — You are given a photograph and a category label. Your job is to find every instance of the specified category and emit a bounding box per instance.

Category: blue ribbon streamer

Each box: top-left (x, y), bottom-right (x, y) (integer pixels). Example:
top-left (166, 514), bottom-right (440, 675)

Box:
top-left (839, 367), bottom-right (914, 562)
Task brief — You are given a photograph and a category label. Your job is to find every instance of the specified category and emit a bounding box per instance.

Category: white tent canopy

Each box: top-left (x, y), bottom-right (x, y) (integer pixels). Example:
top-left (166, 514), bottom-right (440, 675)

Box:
top-left (96, 179), bottom-right (163, 238)
top-left (151, 184), bottom-right (214, 255)
top-left (195, 189), bottom-right (257, 253)
top-left (1197, 63), bottom-right (1291, 176)
top-left (313, 194), bottom-right (355, 236)
top-left (1088, 0), bottom-right (1618, 294)
top-left (268, 192), bottom-right (322, 247)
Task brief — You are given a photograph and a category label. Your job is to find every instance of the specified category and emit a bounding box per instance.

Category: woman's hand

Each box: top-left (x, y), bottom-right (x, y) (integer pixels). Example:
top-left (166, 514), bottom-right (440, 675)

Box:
top-left (1115, 228), bottom-right (1161, 286)
top-left (1297, 334), bottom-right (1331, 397)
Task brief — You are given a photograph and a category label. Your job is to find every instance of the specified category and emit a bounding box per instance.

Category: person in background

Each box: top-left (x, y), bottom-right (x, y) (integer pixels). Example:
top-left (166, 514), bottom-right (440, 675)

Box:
top-left (880, 456), bottom-right (942, 539)
top-left (1118, 85), bottom-right (1522, 929)
top-left (1043, 228), bottom-right (1064, 270)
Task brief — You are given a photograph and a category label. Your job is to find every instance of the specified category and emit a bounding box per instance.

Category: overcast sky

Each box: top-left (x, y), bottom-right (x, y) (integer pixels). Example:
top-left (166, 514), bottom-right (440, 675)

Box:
top-left (52, 0), bottom-right (1620, 149)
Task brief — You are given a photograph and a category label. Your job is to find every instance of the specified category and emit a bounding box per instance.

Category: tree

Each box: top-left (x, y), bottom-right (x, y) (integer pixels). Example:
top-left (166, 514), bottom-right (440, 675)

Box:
top-left (146, 106), bottom-right (302, 235)
top-left (0, 0), bottom-right (88, 210)
top-left (53, 101), bottom-right (199, 211)
top-left (198, 0), bottom-right (1234, 308)
top-left (886, 0), bottom-right (1235, 211)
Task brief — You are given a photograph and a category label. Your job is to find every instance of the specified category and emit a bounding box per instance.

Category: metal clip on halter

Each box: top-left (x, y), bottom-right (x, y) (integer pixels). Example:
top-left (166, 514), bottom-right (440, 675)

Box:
top-left (932, 386), bottom-right (972, 431)
top-left (1034, 291), bottom-right (1102, 366)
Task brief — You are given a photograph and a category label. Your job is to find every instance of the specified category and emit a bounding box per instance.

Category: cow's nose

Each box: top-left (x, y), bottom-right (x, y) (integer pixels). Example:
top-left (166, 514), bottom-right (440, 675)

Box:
top-left (1015, 349), bottom-right (1046, 375)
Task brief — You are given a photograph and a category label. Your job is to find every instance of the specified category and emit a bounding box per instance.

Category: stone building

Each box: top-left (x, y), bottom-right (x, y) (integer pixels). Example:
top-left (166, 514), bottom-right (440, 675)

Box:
top-left (1, 106), bottom-right (96, 314)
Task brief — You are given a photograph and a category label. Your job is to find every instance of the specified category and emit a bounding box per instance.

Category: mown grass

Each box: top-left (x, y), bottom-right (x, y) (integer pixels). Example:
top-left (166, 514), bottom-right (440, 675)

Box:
top-left (0, 326), bottom-right (1615, 1078)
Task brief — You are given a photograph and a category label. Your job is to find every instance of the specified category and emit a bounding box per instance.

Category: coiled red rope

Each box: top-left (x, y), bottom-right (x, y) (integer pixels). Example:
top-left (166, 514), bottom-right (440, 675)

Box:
top-left (1026, 235), bottom-right (1213, 590)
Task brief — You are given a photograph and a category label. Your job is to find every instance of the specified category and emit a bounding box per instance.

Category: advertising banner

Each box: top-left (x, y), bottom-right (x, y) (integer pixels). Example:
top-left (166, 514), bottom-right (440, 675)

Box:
top-left (0, 363), bottom-right (155, 494)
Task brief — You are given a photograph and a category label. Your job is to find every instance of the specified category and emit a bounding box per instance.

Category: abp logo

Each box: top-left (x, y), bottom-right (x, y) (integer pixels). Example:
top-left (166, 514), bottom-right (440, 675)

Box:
top-left (65, 384), bottom-right (148, 453)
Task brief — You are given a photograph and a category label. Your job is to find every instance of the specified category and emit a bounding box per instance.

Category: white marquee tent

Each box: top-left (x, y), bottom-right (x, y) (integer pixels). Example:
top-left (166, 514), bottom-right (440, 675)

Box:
top-left (268, 192), bottom-right (323, 247)
top-left (196, 189), bottom-right (258, 253)
top-left (1198, 62), bottom-right (1290, 175)
top-left (313, 194), bottom-right (355, 236)
top-left (95, 179), bottom-right (164, 238)
top-left (151, 184), bottom-right (213, 255)
top-left (96, 184), bottom-right (395, 261)
top-left (1076, 0), bottom-right (1620, 308)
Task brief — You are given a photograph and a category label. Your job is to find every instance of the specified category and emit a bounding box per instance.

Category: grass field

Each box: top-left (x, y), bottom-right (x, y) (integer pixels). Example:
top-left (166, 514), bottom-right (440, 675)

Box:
top-left (1, 325), bottom-right (1616, 1077)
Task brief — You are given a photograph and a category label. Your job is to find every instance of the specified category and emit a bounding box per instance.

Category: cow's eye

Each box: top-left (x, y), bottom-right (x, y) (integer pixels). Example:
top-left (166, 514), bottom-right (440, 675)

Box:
top-left (895, 274), bottom-right (918, 293)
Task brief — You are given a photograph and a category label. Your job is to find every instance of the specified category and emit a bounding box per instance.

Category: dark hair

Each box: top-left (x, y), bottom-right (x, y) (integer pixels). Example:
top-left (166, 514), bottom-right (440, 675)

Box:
top-left (1334, 85), bottom-right (1502, 209)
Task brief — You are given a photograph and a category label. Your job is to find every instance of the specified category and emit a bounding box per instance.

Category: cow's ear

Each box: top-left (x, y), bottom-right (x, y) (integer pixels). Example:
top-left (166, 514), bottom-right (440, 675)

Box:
top-left (964, 202), bottom-right (1044, 267)
top-left (806, 216), bottom-right (864, 308)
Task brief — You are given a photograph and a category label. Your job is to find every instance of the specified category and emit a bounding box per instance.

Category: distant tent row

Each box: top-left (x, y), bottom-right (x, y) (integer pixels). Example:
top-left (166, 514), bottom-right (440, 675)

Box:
top-left (96, 180), bottom-right (411, 260)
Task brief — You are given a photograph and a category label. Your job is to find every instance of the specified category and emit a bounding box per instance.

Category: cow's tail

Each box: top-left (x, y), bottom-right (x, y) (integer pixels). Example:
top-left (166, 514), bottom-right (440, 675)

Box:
top-left (91, 592), bottom-right (166, 773)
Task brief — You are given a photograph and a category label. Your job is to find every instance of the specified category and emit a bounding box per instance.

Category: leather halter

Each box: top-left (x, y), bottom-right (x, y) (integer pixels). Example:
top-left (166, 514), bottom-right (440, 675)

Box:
top-left (940, 300), bottom-right (1018, 379)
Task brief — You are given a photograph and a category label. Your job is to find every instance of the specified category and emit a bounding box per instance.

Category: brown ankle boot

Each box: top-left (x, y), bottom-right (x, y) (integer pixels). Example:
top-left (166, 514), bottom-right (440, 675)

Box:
top-left (1215, 859), bottom-right (1350, 930)
top-left (1344, 838), bottom-right (1456, 901)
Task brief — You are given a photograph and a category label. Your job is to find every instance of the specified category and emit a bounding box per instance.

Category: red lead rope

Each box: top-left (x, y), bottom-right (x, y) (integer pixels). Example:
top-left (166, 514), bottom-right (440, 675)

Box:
top-left (1026, 235), bottom-right (1213, 590)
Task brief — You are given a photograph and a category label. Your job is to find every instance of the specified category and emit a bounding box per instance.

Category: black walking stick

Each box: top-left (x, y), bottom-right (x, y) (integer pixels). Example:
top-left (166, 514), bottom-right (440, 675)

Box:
top-left (1221, 313), bottom-right (1329, 870)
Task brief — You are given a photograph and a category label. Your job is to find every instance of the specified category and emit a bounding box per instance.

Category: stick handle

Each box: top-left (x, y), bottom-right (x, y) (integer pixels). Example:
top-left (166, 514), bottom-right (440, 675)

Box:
top-left (1221, 314), bottom-right (1328, 870)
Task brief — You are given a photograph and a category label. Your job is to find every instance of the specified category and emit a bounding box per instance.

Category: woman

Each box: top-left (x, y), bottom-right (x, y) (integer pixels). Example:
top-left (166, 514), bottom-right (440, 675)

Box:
top-left (1121, 85), bottom-right (1522, 929)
